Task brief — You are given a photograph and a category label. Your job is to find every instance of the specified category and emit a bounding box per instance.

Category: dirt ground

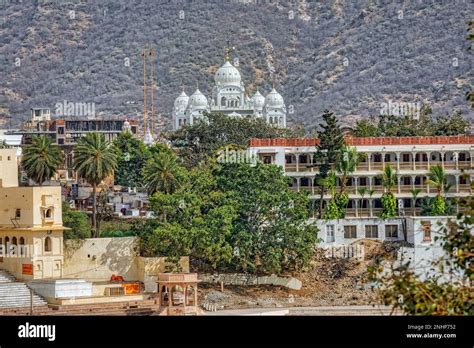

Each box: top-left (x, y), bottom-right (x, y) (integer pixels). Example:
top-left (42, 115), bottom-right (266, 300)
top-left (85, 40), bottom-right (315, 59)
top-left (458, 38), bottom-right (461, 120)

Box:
top-left (199, 239), bottom-right (408, 310)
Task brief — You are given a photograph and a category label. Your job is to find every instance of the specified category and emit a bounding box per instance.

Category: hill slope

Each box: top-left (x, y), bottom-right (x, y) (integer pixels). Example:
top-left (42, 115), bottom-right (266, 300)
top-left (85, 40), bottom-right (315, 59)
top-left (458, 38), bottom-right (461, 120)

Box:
top-left (0, 0), bottom-right (472, 129)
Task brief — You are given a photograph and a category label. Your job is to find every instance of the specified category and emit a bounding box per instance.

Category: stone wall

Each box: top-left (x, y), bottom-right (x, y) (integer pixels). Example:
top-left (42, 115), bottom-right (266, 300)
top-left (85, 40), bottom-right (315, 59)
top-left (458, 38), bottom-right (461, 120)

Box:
top-left (199, 273), bottom-right (302, 290)
top-left (63, 237), bottom-right (189, 290)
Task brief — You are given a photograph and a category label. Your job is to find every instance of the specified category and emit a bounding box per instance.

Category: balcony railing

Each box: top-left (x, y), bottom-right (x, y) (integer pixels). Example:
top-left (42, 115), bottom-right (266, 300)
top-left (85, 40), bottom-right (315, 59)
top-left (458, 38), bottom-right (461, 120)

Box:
top-left (370, 163), bottom-right (383, 170)
top-left (459, 161), bottom-right (472, 169)
top-left (459, 184), bottom-right (471, 193)
top-left (399, 162), bottom-right (413, 169)
top-left (414, 161), bottom-right (429, 170)
top-left (285, 164), bottom-right (297, 172)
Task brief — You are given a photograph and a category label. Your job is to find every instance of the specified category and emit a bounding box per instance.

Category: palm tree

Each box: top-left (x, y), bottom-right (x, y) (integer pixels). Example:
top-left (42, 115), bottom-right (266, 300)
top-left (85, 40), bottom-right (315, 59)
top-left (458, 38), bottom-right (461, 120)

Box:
top-left (367, 189), bottom-right (375, 217)
top-left (427, 165), bottom-right (446, 196)
top-left (379, 165), bottom-right (398, 218)
top-left (358, 187), bottom-right (368, 216)
top-left (143, 151), bottom-right (182, 195)
top-left (73, 133), bottom-right (118, 236)
top-left (381, 164), bottom-right (398, 193)
top-left (427, 165), bottom-right (447, 215)
top-left (409, 188), bottom-right (422, 216)
top-left (22, 135), bottom-right (63, 185)
top-left (336, 145), bottom-right (361, 193)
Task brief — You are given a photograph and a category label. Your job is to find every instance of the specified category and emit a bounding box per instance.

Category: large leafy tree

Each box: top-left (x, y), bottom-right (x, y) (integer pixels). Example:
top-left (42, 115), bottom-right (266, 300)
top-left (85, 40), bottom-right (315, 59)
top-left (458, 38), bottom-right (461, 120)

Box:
top-left (133, 161), bottom-right (318, 274)
top-left (216, 162), bottom-right (318, 273)
top-left (167, 112), bottom-right (295, 167)
top-left (73, 132), bottom-right (118, 237)
top-left (21, 135), bottom-right (63, 185)
top-left (113, 131), bottom-right (150, 188)
top-left (313, 110), bottom-right (344, 218)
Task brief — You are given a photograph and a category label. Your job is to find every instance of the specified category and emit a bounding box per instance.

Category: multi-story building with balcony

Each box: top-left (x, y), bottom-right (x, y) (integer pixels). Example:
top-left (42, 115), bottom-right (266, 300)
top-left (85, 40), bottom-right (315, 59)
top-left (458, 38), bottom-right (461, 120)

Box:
top-left (249, 135), bottom-right (474, 217)
top-left (6, 109), bottom-right (138, 183)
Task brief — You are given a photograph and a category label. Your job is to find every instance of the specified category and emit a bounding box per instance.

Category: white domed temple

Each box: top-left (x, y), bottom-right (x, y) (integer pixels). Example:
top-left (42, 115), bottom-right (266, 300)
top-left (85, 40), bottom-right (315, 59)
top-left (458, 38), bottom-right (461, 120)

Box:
top-left (172, 48), bottom-right (287, 130)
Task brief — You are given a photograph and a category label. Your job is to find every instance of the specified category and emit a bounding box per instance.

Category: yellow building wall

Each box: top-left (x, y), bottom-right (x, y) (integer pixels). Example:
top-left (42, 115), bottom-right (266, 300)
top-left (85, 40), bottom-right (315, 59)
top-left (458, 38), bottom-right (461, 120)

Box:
top-left (0, 149), bottom-right (19, 188)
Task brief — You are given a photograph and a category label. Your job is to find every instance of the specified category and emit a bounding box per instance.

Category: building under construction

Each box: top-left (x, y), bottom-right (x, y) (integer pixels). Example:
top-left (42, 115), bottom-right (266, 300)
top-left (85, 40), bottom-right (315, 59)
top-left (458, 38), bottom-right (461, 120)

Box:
top-left (7, 108), bottom-right (138, 182)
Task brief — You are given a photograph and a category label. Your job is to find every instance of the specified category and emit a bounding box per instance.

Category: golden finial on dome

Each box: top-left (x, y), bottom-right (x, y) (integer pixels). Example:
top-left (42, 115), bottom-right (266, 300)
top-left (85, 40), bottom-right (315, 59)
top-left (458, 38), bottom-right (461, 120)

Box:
top-left (225, 47), bottom-right (230, 62)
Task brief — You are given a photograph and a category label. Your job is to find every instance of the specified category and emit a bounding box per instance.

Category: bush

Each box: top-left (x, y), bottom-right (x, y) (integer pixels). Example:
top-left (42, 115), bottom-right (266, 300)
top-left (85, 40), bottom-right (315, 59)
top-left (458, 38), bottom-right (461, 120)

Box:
top-left (380, 192), bottom-right (397, 219)
top-left (62, 202), bottom-right (91, 239)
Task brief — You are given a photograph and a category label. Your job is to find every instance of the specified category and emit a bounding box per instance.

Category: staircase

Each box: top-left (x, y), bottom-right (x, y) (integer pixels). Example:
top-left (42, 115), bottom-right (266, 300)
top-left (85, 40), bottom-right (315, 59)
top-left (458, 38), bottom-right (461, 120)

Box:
top-left (0, 270), bottom-right (48, 309)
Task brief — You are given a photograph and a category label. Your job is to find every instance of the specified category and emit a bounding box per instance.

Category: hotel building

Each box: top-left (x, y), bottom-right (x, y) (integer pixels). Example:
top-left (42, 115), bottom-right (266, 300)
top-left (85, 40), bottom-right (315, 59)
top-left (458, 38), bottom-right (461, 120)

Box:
top-left (249, 135), bottom-right (473, 217)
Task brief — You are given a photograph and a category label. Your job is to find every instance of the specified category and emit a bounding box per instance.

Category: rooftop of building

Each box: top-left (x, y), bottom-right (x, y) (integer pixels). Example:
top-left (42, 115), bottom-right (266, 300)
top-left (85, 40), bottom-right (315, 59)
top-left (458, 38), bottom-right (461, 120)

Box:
top-left (249, 135), bottom-right (474, 147)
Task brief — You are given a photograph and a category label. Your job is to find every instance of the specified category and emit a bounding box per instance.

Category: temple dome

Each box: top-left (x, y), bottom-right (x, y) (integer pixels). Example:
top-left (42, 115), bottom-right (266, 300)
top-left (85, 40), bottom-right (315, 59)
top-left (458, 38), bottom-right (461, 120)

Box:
top-left (214, 61), bottom-right (241, 87)
top-left (265, 88), bottom-right (284, 108)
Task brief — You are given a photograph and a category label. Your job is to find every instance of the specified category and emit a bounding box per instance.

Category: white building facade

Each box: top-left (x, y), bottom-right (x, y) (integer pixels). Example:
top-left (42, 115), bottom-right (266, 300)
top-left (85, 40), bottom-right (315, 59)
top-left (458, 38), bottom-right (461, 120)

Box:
top-left (172, 50), bottom-right (287, 130)
top-left (248, 135), bottom-right (473, 219)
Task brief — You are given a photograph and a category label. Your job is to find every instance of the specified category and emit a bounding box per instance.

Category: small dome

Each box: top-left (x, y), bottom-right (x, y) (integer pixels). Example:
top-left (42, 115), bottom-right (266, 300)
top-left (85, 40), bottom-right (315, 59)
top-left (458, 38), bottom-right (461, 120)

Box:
top-left (174, 91), bottom-right (189, 112)
top-left (251, 90), bottom-right (265, 110)
top-left (188, 88), bottom-right (208, 109)
top-left (265, 88), bottom-right (284, 108)
top-left (214, 61), bottom-right (241, 87)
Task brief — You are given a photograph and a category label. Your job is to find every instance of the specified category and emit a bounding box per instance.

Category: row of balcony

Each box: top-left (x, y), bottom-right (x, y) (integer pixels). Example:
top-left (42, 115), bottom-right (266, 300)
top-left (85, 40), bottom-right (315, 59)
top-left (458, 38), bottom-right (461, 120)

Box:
top-left (285, 161), bottom-right (472, 172)
top-left (292, 184), bottom-right (472, 195)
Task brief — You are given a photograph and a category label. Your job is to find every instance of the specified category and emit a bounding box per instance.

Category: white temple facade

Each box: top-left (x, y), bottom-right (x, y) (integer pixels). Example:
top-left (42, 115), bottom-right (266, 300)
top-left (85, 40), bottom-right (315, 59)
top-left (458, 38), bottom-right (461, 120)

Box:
top-left (172, 49), bottom-right (287, 130)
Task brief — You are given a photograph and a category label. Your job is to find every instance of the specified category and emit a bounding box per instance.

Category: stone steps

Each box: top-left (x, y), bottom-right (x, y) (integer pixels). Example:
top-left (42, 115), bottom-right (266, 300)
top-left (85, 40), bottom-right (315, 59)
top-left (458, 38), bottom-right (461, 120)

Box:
top-left (0, 271), bottom-right (48, 309)
top-left (0, 298), bottom-right (162, 316)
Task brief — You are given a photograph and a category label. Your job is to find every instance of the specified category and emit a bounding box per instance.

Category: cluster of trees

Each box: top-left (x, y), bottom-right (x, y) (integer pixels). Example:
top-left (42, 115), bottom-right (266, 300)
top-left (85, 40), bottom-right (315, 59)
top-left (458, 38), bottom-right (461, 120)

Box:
top-left (131, 159), bottom-right (317, 274)
top-left (166, 113), bottom-right (301, 168)
top-left (354, 107), bottom-right (469, 138)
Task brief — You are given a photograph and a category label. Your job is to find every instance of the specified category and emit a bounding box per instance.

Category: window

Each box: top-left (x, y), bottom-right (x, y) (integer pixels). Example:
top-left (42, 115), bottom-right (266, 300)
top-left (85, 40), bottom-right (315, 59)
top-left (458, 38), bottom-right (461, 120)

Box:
top-left (262, 156), bottom-right (272, 164)
top-left (385, 225), bottom-right (398, 238)
top-left (44, 236), bottom-right (52, 252)
top-left (15, 209), bottom-right (21, 219)
top-left (422, 222), bottom-right (432, 242)
top-left (45, 208), bottom-right (53, 219)
top-left (344, 226), bottom-right (357, 239)
top-left (326, 225), bottom-right (335, 243)
top-left (19, 237), bottom-right (25, 256)
top-left (365, 225), bottom-right (378, 238)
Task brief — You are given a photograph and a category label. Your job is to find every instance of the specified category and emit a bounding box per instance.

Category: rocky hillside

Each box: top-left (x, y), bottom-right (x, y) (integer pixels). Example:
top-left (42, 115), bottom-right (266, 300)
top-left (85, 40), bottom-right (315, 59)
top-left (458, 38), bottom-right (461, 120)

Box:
top-left (0, 0), bottom-right (472, 129)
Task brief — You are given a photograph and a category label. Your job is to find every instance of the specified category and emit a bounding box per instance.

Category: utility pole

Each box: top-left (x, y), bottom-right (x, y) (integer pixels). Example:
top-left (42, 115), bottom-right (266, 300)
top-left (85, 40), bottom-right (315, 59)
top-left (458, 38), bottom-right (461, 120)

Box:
top-left (149, 46), bottom-right (155, 138)
top-left (141, 47), bottom-right (148, 137)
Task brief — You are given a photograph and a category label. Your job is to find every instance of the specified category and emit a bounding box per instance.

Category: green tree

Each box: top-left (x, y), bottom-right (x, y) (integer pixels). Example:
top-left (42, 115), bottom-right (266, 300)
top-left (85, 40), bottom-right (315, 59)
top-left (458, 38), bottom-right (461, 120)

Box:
top-left (73, 133), bottom-right (118, 237)
top-left (380, 165), bottom-right (398, 218)
top-left (143, 151), bottom-right (185, 196)
top-left (427, 165), bottom-right (447, 215)
top-left (354, 118), bottom-right (379, 137)
top-left (113, 131), bottom-right (150, 188)
top-left (62, 201), bottom-right (90, 239)
top-left (133, 161), bottom-right (318, 274)
top-left (21, 135), bottom-right (63, 185)
top-left (320, 171), bottom-right (339, 220)
top-left (313, 110), bottom-right (344, 218)
top-left (167, 112), bottom-right (293, 168)
top-left (432, 113), bottom-right (469, 136)
top-left (334, 146), bottom-right (361, 217)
